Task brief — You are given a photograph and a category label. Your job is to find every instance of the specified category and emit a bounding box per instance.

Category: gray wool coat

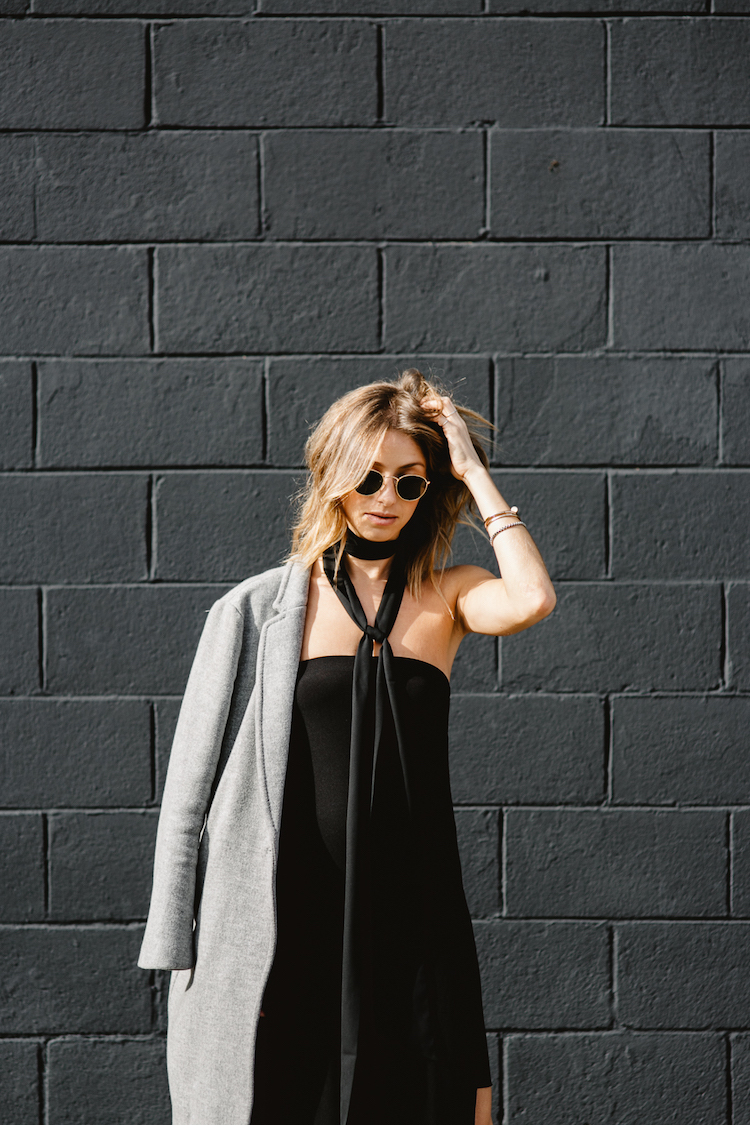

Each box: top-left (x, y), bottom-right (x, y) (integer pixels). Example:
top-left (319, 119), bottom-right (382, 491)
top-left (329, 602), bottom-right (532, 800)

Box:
top-left (138, 559), bottom-right (312, 1125)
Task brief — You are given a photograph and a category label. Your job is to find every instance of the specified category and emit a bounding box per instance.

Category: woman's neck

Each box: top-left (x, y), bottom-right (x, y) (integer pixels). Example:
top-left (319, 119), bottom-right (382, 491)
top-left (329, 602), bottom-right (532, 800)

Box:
top-left (344, 553), bottom-right (393, 585)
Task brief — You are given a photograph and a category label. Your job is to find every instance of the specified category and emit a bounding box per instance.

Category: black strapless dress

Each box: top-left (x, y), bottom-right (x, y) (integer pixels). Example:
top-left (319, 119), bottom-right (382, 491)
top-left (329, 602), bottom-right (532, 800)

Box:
top-left (250, 656), bottom-right (491, 1125)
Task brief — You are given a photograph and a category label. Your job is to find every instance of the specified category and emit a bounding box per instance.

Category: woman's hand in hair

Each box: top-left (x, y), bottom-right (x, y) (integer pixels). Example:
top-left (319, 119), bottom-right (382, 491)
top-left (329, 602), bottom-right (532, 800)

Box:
top-left (421, 394), bottom-right (483, 481)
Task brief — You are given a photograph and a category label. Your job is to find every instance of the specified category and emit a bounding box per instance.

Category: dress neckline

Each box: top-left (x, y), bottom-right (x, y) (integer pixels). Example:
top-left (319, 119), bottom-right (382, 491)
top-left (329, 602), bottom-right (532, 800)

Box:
top-left (299, 653), bottom-right (450, 690)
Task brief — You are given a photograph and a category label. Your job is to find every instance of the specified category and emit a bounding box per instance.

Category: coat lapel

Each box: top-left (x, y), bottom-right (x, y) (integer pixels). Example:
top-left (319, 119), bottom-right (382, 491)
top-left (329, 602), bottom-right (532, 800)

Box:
top-left (256, 562), bottom-right (310, 833)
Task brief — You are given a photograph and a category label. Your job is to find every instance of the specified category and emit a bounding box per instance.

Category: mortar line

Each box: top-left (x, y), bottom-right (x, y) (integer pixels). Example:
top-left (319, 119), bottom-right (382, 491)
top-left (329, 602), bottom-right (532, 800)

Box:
top-left (144, 24), bottom-right (153, 128)
top-left (721, 581), bottom-right (730, 690)
top-left (147, 248), bottom-right (156, 353)
top-left (611, 925), bottom-right (620, 1027)
top-left (149, 701), bottom-right (157, 805)
top-left (487, 355), bottom-right (496, 437)
top-left (152, 248), bottom-right (160, 353)
top-left (606, 243), bottom-right (614, 349)
top-left (376, 25), bottom-right (385, 123)
top-left (262, 356), bottom-right (270, 464)
top-left (709, 131), bottom-right (716, 238)
top-left (728, 811), bottom-right (734, 917)
top-left (607, 923), bottom-right (616, 1027)
top-left (42, 1038), bottom-right (49, 1125)
top-left (728, 1034), bottom-right (734, 1125)
top-left (37, 1040), bottom-right (44, 1125)
top-left (603, 19), bottom-right (611, 126)
top-left (31, 135), bottom-right (38, 241)
top-left (500, 806), bottom-right (507, 916)
top-left (501, 1037), bottom-right (510, 1125)
top-left (145, 474), bottom-right (153, 579)
top-left (717, 359), bottom-right (724, 466)
top-left (37, 588), bottom-right (46, 693)
top-left (496, 1030), bottom-right (504, 1125)
top-left (150, 475), bottom-right (159, 581)
top-left (31, 360), bottom-right (39, 468)
top-left (42, 813), bottom-right (50, 918)
top-left (257, 133), bottom-right (266, 237)
top-left (603, 695), bottom-right (613, 805)
top-left (483, 128), bottom-right (491, 236)
top-left (604, 470), bottom-right (612, 577)
top-left (377, 245), bottom-right (385, 350)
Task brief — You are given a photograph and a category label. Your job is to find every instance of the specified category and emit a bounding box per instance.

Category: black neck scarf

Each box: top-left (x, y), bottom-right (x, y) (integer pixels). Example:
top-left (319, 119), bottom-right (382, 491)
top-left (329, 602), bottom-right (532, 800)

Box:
top-left (344, 528), bottom-right (401, 560)
top-left (322, 541), bottom-right (431, 1124)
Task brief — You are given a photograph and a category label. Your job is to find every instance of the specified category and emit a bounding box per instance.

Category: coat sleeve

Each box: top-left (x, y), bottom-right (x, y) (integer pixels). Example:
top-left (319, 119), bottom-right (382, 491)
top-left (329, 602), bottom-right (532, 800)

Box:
top-left (138, 597), bottom-right (245, 970)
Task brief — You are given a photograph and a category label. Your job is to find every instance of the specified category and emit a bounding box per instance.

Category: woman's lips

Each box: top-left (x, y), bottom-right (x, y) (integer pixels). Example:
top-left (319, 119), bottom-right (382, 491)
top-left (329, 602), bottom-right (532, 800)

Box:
top-left (365, 512), bottom-right (396, 524)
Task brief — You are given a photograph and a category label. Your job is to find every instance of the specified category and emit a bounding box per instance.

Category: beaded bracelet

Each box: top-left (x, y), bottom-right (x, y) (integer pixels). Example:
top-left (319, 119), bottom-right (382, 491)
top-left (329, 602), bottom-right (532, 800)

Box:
top-left (489, 520), bottom-right (527, 546)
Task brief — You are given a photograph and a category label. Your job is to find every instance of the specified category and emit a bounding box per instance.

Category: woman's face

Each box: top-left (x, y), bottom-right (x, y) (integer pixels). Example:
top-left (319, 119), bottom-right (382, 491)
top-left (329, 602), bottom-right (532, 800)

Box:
top-left (340, 429), bottom-right (428, 542)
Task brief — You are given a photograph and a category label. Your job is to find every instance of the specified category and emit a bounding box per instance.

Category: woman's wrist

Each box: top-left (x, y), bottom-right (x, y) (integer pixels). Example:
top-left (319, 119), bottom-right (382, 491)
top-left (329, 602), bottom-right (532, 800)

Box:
top-left (460, 460), bottom-right (492, 491)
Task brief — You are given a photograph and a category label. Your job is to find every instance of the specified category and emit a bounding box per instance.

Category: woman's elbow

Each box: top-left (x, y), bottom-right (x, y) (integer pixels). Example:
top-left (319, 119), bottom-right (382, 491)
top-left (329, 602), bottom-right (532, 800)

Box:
top-left (521, 584), bottom-right (556, 626)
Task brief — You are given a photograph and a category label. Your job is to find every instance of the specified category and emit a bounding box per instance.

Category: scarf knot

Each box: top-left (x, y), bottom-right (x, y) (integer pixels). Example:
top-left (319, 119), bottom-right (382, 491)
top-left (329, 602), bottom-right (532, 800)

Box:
top-left (362, 623), bottom-right (386, 646)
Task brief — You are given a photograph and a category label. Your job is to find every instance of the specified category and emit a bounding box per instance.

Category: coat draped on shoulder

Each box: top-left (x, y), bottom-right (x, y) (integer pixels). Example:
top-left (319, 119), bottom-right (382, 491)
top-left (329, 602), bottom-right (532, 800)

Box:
top-left (139, 560), bottom-right (311, 1125)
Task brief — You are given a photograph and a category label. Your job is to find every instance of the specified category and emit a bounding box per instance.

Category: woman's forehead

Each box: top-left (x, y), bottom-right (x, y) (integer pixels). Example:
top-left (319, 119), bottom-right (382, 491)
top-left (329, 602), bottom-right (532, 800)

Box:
top-left (369, 428), bottom-right (426, 467)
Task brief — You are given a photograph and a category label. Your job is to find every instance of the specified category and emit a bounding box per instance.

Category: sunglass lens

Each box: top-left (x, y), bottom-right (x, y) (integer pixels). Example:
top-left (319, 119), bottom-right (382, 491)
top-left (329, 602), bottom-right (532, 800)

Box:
top-left (355, 470), bottom-right (383, 496)
top-left (397, 476), bottom-right (427, 501)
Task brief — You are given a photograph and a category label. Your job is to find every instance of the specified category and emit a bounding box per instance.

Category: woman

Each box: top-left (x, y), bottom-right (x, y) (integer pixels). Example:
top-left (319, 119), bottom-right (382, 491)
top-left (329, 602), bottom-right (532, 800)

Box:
top-left (139, 370), bottom-right (556, 1125)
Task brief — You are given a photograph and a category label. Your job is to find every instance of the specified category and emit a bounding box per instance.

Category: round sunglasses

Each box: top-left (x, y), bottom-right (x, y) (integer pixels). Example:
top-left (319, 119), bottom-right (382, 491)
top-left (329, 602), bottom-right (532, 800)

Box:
top-left (355, 469), bottom-right (430, 502)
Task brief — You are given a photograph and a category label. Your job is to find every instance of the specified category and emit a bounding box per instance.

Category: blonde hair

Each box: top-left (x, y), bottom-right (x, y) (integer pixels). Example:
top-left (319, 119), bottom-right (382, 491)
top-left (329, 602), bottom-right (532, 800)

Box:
top-left (288, 369), bottom-right (491, 598)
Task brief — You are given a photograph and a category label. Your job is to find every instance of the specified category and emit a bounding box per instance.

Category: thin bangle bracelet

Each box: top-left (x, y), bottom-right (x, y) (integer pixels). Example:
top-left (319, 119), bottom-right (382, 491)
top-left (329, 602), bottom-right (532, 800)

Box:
top-left (484, 508), bottom-right (519, 528)
top-left (490, 520), bottom-right (527, 545)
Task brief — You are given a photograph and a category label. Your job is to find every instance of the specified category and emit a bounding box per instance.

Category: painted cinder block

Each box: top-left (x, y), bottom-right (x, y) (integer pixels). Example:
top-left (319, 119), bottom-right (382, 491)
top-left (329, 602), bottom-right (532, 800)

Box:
top-left (617, 922), bottom-right (750, 1028)
top-left (0, 19), bottom-right (144, 129)
top-left (716, 132), bottom-right (750, 239)
top-left (156, 245), bottom-right (379, 353)
top-left (612, 243), bottom-right (750, 351)
top-left (731, 810), bottom-right (750, 918)
top-left (0, 589), bottom-right (39, 695)
top-left (264, 130), bottom-right (483, 240)
top-left (491, 130), bottom-right (710, 239)
top-left (0, 474), bottom-right (147, 584)
top-left (153, 19), bottom-right (377, 126)
top-left (505, 1033), bottom-right (726, 1125)
top-left (448, 694), bottom-right (604, 805)
top-left (154, 471), bottom-right (303, 581)
top-left (613, 696), bottom-right (750, 806)
top-left (0, 248), bottom-right (148, 356)
top-left (49, 812), bottom-right (158, 922)
top-left (0, 361), bottom-right (33, 470)
top-left (385, 245), bottom-right (607, 352)
top-left (0, 815), bottom-right (45, 923)
top-left (455, 808), bottom-right (501, 919)
top-left (611, 471), bottom-right (750, 579)
top-left (0, 1041), bottom-right (39, 1125)
top-left (611, 18), bottom-right (750, 126)
top-left (732, 1034), bottom-right (750, 1125)
top-left (36, 132), bottom-right (259, 242)
top-left (728, 584), bottom-right (750, 690)
top-left (385, 19), bottom-right (604, 127)
top-left (505, 809), bottom-right (727, 918)
top-left (0, 927), bottom-right (150, 1034)
top-left (47, 1039), bottom-right (170, 1125)
top-left (46, 586), bottom-right (230, 695)
top-left (723, 361), bottom-right (750, 466)
top-left (0, 136), bottom-right (34, 241)
top-left (38, 359), bottom-right (265, 470)
top-left (494, 356), bottom-right (718, 467)
top-left (501, 583), bottom-right (722, 693)
top-left (0, 700), bottom-right (151, 809)
top-left (473, 920), bottom-right (610, 1029)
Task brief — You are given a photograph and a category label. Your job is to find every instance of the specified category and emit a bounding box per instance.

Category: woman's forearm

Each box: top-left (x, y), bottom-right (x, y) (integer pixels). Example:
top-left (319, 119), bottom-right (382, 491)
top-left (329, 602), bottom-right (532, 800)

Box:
top-left (462, 462), bottom-right (556, 616)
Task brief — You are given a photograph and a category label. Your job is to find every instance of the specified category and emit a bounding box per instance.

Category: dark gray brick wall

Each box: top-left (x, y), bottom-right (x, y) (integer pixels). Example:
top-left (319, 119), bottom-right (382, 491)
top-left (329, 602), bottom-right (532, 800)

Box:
top-left (0, 3), bottom-right (747, 1123)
